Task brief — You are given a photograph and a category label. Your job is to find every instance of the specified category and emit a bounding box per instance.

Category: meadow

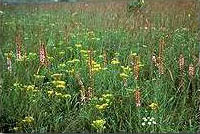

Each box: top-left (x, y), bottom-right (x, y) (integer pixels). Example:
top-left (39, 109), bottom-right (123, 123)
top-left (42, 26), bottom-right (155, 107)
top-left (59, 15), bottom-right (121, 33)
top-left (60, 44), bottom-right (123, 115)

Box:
top-left (0, 0), bottom-right (200, 133)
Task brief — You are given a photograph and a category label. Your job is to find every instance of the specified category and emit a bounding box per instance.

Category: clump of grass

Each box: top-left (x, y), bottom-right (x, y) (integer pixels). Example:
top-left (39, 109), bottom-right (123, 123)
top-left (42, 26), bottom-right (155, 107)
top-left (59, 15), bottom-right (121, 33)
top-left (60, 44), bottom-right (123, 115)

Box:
top-left (0, 0), bottom-right (199, 133)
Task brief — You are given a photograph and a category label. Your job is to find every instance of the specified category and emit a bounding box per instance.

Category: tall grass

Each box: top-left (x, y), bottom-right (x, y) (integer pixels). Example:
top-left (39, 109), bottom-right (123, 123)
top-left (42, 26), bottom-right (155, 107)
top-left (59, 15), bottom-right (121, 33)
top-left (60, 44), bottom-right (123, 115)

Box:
top-left (0, 0), bottom-right (199, 133)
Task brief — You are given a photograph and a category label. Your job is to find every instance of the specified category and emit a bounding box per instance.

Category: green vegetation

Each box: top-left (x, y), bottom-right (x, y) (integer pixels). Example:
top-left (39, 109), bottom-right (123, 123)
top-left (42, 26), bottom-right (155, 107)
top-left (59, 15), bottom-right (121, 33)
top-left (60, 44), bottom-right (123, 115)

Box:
top-left (0, 0), bottom-right (199, 133)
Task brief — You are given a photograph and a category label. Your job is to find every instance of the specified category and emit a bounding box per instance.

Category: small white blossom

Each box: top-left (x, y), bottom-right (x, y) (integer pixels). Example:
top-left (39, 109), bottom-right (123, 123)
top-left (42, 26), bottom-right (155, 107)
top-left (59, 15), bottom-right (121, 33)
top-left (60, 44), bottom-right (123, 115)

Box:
top-left (142, 117), bottom-right (147, 122)
top-left (141, 116), bottom-right (157, 126)
top-left (150, 117), bottom-right (155, 121)
top-left (153, 121), bottom-right (157, 125)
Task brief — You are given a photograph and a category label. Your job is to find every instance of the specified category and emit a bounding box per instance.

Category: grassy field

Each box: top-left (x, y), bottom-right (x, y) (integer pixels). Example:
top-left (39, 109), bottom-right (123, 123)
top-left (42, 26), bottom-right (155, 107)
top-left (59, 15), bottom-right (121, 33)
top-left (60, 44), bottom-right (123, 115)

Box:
top-left (0, 0), bottom-right (200, 133)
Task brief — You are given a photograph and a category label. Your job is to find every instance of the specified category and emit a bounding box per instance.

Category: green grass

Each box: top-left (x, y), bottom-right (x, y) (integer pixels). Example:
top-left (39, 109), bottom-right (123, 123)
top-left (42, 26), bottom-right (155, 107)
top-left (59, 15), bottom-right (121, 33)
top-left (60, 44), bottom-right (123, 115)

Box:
top-left (0, 0), bottom-right (200, 133)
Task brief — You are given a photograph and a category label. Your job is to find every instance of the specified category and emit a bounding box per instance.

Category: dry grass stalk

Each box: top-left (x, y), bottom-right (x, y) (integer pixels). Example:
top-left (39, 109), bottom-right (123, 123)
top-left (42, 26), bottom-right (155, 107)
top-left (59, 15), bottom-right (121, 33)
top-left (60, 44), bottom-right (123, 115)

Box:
top-left (123, 79), bottom-right (128, 87)
top-left (133, 56), bottom-right (140, 80)
top-left (188, 64), bottom-right (195, 79)
top-left (188, 63), bottom-right (195, 101)
top-left (144, 18), bottom-right (151, 29)
top-left (198, 51), bottom-right (200, 66)
top-left (87, 87), bottom-right (93, 101)
top-left (135, 89), bottom-right (141, 107)
top-left (178, 54), bottom-right (185, 92)
top-left (7, 53), bottom-right (12, 72)
top-left (103, 50), bottom-right (108, 67)
top-left (152, 54), bottom-right (158, 67)
top-left (87, 49), bottom-right (94, 99)
top-left (178, 54), bottom-right (185, 73)
top-left (15, 33), bottom-right (22, 60)
top-left (75, 73), bottom-right (86, 103)
top-left (158, 39), bottom-right (165, 75)
top-left (39, 42), bottom-right (49, 66)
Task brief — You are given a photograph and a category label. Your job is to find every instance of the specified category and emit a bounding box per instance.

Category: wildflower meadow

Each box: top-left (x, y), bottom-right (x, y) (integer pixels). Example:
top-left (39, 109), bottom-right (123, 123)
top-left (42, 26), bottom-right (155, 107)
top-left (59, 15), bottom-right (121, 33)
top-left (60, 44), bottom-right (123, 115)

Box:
top-left (0, 0), bottom-right (200, 133)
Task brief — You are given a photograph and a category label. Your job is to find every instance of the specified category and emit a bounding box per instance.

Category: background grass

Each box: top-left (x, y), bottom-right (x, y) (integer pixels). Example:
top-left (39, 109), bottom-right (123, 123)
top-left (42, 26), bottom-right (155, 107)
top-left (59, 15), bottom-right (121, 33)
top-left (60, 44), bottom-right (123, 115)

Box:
top-left (0, 0), bottom-right (200, 133)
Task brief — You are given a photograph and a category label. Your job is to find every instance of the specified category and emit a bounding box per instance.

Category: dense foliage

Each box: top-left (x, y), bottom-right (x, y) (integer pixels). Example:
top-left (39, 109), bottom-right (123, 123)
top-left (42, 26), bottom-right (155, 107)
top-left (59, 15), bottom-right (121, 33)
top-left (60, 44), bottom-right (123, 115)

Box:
top-left (0, 0), bottom-right (199, 133)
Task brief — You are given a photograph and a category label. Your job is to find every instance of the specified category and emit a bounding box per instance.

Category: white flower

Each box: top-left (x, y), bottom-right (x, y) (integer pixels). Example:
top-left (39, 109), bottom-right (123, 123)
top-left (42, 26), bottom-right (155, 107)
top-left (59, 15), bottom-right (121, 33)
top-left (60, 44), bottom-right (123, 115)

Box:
top-left (0, 11), bottom-right (3, 14)
top-left (147, 122), bottom-right (151, 125)
top-left (152, 121), bottom-right (157, 125)
top-left (150, 117), bottom-right (155, 121)
top-left (142, 117), bottom-right (148, 122)
top-left (142, 122), bottom-right (145, 126)
top-left (147, 117), bottom-right (150, 119)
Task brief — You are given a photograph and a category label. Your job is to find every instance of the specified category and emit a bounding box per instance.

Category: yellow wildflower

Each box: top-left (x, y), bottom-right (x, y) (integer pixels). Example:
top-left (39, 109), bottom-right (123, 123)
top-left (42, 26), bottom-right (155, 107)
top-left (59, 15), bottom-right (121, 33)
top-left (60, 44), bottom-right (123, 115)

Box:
top-left (26, 85), bottom-right (35, 91)
top-left (66, 69), bottom-right (75, 74)
top-left (149, 103), bottom-right (159, 110)
top-left (51, 73), bottom-right (63, 80)
top-left (67, 59), bottom-right (80, 63)
top-left (94, 64), bottom-right (101, 68)
top-left (72, 59), bottom-right (80, 62)
top-left (121, 66), bottom-right (132, 72)
top-left (52, 80), bottom-right (66, 89)
top-left (102, 94), bottom-right (113, 98)
top-left (96, 103), bottom-right (109, 111)
top-left (56, 84), bottom-right (65, 89)
top-left (22, 116), bottom-right (34, 124)
top-left (52, 80), bottom-right (65, 86)
top-left (55, 92), bottom-right (62, 97)
top-left (120, 73), bottom-right (129, 79)
top-left (111, 59), bottom-right (120, 65)
top-left (75, 43), bottom-right (82, 48)
top-left (34, 74), bottom-right (45, 80)
top-left (47, 90), bottom-right (54, 96)
top-left (91, 119), bottom-right (106, 132)
top-left (62, 94), bottom-right (71, 99)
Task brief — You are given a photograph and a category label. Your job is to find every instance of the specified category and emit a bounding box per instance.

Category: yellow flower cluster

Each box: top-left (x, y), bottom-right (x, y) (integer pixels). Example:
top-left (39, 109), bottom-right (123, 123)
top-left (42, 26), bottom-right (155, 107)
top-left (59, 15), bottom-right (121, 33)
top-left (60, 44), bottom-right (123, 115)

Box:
top-left (80, 50), bottom-right (88, 59)
top-left (47, 90), bottom-right (71, 99)
top-left (91, 119), bottom-right (106, 132)
top-left (91, 60), bottom-right (102, 73)
top-left (67, 59), bottom-right (80, 63)
top-left (121, 66), bottom-right (132, 72)
top-left (95, 93), bottom-right (113, 111)
top-left (66, 69), bottom-right (75, 75)
top-left (52, 80), bottom-right (66, 89)
top-left (120, 66), bottom-right (131, 79)
top-left (22, 116), bottom-right (34, 124)
top-left (149, 103), bottom-right (159, 111)
top-left (102, 93), bottom-right (113, 99)
top-left (13, 116), bottom-right (34, 131)
top-left (16, 55), bottom-right (27, 62)
top-left (23, 85), bottom-right (37, 92)
top-left (87, 31), bottom-right (95, 39)
top-left (111, 58), bottom-right (120, 65)
top-left (95, 103), bottom-right (109, 111)
top-left (34, 74), bottom-right (45, 80)
top-left (51, 73), bottom-right (63, 80)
